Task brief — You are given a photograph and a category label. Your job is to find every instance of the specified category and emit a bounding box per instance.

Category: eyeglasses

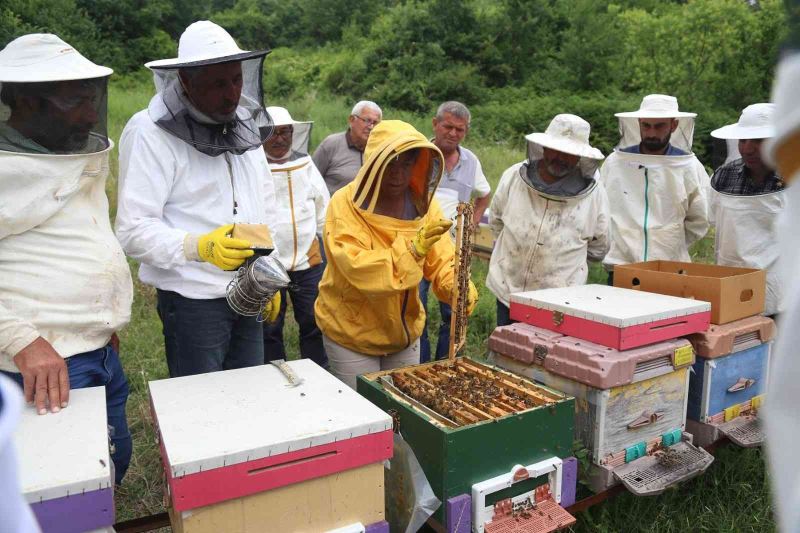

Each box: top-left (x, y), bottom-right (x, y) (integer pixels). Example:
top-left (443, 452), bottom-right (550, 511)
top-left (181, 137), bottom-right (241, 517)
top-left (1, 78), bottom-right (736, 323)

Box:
top-left (352, 114), bottom-right (380, 128)
top-left (43, 93), bottom-right (100, 112)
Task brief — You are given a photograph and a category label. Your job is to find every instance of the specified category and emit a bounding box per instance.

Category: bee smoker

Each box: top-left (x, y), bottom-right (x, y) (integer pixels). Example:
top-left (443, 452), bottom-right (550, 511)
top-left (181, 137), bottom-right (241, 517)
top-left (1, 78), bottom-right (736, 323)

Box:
top-left (226, 255), bottom-right (290, 321)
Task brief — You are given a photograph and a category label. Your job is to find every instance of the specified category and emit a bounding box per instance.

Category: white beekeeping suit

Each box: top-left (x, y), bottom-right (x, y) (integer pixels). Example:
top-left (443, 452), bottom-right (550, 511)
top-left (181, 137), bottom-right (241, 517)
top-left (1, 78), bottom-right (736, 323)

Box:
top-left (709, 103), bottom-right (786, 316)
top-left (764, 45), bottom-right (800, 533)
top-left (0, 34), bottom-right (132, 370)
top-left (263, 106), bottom-right (329, 271)
top-left (487, 114), bottom-right (610, 307)
top-left (599, 94), bottom-right (710, 270)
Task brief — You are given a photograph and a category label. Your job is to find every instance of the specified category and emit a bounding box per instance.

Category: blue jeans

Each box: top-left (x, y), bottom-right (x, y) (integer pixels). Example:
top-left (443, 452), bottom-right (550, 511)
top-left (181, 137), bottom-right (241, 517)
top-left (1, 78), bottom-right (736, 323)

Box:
top-left (419, 278), bottom-right (452, 362)
top-left (156, 290), bottom-right (264, 377)
top-left (497, 299), bottom-right (514, 327)
top-left (263, 263), bottom-right (328, 368)
top-left (2, 345), bottom-right (132, 485)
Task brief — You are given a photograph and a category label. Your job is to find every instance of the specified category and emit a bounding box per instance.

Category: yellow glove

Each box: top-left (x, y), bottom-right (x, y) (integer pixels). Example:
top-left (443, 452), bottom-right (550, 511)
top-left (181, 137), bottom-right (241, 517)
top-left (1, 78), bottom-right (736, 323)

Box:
top-left (410, 219), bottom-right (453, 258)
top-left (466, 281), bottom-right (479, 316)
top-left (261, 291), bottom-right (282, 323)
top-left (197, 224), bottom-right (254, 270)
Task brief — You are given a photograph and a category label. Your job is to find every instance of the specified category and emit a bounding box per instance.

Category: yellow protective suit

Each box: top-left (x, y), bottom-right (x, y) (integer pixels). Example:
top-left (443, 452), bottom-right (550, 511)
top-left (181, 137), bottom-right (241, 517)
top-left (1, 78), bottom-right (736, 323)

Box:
top-left (314, 120), bottom-right (455, 355)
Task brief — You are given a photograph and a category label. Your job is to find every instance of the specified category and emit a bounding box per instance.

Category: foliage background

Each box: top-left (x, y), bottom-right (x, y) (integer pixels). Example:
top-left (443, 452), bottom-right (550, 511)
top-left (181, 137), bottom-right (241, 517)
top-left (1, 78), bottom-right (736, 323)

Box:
top-left (1, 0), bottom-right (787, 161)
top-left (0, 0), bottom-right (786, 531)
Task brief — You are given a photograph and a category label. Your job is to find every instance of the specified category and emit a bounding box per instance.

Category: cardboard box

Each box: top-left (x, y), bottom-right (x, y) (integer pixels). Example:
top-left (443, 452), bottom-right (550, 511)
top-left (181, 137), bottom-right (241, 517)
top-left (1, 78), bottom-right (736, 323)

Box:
top-left (614, 261), bottom-right (766, 324)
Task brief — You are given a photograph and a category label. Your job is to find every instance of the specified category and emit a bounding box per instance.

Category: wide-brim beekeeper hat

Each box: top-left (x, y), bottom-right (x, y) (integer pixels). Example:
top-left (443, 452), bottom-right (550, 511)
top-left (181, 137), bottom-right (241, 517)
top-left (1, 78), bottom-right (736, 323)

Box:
top-left (615, 94), bottom-right (697, 119)
top-left (0, 33), bottom-right (112, 82)
top-left (525, 114), bottom-right (604, 161)
top-left (712, 103), bottom-right (775, 140)
top-left (145, 20), bottom-right (269, 69)
top-left (0, 33), bottom-right (113, 154)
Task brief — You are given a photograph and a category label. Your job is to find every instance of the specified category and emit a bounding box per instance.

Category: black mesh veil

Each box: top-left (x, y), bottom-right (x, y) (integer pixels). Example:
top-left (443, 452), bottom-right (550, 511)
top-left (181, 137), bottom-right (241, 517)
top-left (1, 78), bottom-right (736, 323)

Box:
top-left (0, 76), bottom-right (110, 154)
top-left (148, 56), bottom-right (272, 157)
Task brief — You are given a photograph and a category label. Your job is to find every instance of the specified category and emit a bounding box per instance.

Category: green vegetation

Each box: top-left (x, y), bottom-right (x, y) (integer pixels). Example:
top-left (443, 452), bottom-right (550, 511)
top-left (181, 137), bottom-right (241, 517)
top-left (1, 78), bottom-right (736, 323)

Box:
top-left (3, 1), bottom-right (782, 530)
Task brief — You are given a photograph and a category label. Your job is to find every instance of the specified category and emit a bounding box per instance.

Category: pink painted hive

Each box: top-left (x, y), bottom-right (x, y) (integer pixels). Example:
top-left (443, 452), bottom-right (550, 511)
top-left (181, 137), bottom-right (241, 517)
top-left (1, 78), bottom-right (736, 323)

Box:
top-left (544, 337), bottom-right (695, 389)
top-left (509, 285), bottom-right (711, 350)
top-left (487, 323), bottom-right (564, 365)
top-left (685, 315), bottom-right (776, 358)
top-left (149, 360), bottom-right (393, 513)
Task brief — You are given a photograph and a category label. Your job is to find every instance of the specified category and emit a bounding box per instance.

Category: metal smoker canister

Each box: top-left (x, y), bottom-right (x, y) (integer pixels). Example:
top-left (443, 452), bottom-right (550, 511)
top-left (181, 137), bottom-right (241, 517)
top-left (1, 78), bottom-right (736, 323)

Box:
top-left (226, 255), bottom-right (290, 320)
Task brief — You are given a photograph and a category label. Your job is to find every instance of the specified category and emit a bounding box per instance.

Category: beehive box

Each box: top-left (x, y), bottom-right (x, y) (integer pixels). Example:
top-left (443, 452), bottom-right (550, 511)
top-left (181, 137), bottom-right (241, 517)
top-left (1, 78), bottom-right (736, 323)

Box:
top-left (472, 220), bottom-right (495, 258)
top-left (490, 324), bottom-right (713, 496)
top-left (150, 360), bottom-right (392, 533)
top-left (15, 386), bottom-right (114, 533)
top-left (510, 285), bottom-right (711, 350)
top-left (685, 316), bottom-right (774, 447)
top-left (614, 261), bottom-right (766, 324)
top-left (357, 357), bottom-right (576, 532)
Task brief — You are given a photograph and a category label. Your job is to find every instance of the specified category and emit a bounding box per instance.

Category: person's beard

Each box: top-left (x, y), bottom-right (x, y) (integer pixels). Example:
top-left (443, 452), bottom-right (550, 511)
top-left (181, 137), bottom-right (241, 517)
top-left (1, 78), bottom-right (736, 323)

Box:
top-left (641, 133), bottom-right (671, 153)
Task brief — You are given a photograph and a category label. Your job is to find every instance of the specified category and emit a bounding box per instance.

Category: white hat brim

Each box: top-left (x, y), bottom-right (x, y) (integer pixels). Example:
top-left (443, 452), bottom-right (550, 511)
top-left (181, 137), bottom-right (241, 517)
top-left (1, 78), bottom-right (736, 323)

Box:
top-left (526, 132), bottom-right (604, 160)
top-left (0, 57), bottom-right (112, 82)
top-left (615, 110), bottom-right (697, 119)
top-left (145, 49), bottom-right (269, 70)
top-left (272, 119), bottom-right (313, 127)
top-left (710, 123), bottom-right (775, 140)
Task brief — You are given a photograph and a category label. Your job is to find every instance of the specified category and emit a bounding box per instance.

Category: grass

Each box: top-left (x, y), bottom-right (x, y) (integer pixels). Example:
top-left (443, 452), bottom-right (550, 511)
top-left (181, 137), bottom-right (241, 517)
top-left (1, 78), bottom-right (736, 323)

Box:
top-left (107, 78), bottom-right (774, 531)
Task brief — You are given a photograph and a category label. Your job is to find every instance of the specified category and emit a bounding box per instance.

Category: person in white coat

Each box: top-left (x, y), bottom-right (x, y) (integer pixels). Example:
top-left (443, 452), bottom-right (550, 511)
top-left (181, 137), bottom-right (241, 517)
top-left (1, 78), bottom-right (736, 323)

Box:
top-left (599, 94), bottom-right (710, 283)
top-left (709, 103), bottom-right (785, 317)
top-left (764, 34), bottom-right (800, 533)
top-left (487, 114), bottom-right (610, 326)
top-left (262, 106), bottom-right (330, 368)
top-left (0, 34), bottom-right (133, 484)
top-left (116, 21), bottom-right (280, 378)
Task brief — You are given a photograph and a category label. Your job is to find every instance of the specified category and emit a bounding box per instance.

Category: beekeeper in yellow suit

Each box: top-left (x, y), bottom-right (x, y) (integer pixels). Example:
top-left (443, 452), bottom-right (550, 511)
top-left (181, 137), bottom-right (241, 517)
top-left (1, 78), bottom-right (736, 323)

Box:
top-left (315, 120), bottom-right (478, 388)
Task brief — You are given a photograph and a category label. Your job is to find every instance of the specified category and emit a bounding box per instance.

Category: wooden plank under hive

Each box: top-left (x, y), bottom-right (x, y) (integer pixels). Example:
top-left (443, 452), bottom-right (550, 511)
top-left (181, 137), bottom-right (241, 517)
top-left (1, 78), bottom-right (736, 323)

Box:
top-left (357, 357), bottom-right (576, 532)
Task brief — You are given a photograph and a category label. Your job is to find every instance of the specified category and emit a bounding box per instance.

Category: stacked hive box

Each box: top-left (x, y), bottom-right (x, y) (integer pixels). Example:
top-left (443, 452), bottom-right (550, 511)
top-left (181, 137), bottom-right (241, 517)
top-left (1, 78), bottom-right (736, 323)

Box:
top-left (491, 285), bottom-right (715, 496)
top-left (684, 316), bottom-right (774, 447)
top-left (614, 261), bottom-right (773, 448)
top-left (15, 386), bottom-right (115, 533)
top-left (357, 358), bottom-right (579, 533)
top-left (149, 360), bottom-right (393, 533)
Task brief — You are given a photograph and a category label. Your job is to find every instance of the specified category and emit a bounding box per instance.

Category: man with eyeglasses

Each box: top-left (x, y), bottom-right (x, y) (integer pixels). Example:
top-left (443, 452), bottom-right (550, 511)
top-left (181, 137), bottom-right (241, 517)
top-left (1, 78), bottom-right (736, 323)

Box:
top-left (261, 106), bottom-right (330, 369)
top-left (313, 100), bottom-right (382, 195)
top-left (419, 101), bottom-right (491, 362)
top-left (0, 34), bottom-right (134, 484)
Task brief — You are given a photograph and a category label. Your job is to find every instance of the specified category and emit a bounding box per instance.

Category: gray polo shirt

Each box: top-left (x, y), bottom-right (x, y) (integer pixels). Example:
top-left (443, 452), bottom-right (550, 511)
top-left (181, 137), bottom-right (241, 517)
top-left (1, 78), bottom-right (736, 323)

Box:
top-left (312, 130), bottom-right (363, 195)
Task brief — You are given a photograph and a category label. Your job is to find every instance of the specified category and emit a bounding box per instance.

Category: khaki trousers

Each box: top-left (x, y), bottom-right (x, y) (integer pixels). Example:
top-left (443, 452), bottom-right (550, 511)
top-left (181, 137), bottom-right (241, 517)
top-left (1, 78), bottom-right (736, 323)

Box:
top-left (322, 335), bottom-right (420, 389)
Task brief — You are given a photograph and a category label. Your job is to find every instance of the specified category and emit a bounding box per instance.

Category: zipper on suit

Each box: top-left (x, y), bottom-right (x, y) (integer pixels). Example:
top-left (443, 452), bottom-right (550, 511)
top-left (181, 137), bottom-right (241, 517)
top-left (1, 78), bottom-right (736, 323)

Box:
top-left (643, 168), bottom-right (650, 260)
top-left (287, 171), bottom-right (299, 270)
top-left (400, 289), bottom-right (411, 348)
top-left (225, 153), bottom-right (238, 216)
top-left (522, 198), bottom-right (550, 289)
